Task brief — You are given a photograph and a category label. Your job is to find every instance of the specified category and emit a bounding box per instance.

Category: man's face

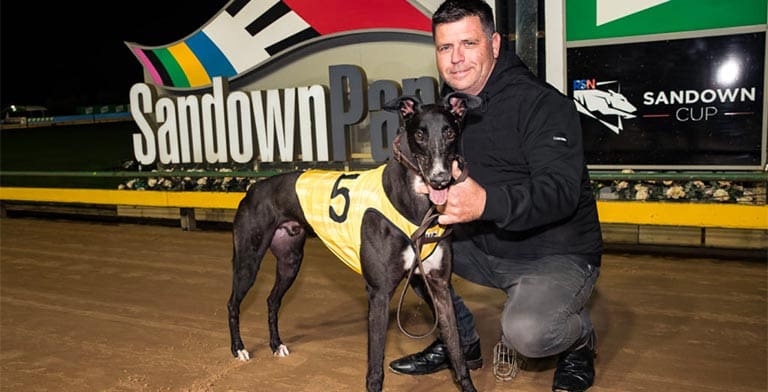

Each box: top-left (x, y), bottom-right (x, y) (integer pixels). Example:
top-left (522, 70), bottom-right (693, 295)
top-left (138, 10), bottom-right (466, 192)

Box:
top-left (434, 16), bottom-right (501, 96)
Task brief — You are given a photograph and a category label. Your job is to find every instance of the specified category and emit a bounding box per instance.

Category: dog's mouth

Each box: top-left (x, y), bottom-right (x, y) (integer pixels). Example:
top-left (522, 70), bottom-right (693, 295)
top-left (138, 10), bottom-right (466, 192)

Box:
top-left (428, 185), bottom-right (448, 206)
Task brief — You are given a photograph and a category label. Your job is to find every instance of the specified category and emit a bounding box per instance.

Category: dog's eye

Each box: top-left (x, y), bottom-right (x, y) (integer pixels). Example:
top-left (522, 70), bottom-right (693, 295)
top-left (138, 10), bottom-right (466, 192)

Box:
top-left (415, 130), bottom-right (425, 141)
top-left (444, 127), bottom-right (456, 141)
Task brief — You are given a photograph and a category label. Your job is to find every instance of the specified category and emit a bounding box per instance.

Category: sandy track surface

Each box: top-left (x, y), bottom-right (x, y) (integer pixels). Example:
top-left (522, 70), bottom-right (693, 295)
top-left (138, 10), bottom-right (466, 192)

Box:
top-left (1, 217), bottom-right (765, 391)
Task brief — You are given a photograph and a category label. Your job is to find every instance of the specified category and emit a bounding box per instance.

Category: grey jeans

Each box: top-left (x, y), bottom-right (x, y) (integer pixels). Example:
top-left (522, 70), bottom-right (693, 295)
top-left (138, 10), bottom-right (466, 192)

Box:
top-left (449, 236), bottom-right (600, 358)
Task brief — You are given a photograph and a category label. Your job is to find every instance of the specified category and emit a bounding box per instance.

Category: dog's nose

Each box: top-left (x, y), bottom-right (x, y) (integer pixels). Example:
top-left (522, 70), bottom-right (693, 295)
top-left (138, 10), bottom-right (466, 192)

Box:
top-left (430, 172), bottom-right (452, 189)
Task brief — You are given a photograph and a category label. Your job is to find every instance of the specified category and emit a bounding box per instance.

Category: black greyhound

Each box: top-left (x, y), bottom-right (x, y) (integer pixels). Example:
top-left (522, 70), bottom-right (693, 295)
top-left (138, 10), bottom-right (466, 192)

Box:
top-left (227, 92), bottom-right (481, 392)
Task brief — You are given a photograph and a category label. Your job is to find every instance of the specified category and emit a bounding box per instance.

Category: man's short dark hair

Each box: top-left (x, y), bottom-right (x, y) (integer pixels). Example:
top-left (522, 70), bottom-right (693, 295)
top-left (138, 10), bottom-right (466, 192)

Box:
top-left (432, 0), bottom-right (496, 39)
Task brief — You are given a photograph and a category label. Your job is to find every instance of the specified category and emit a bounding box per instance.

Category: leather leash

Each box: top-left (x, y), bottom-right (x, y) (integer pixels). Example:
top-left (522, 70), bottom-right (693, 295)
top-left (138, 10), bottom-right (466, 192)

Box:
top-left (395, 206), bottom-right (444, 338)
top-left (391, 132), bottom-right (467, 338)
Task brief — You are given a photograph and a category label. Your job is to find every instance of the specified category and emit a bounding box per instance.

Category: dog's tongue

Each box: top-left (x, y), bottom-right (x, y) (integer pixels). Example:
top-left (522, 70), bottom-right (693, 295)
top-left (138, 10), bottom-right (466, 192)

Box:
top-left (428, 186), bottom-right (448, 206)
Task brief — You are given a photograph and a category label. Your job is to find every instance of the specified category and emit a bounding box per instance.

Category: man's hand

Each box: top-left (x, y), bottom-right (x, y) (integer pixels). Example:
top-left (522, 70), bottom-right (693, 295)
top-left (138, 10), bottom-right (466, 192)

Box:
top-left (437, 161), bottom-right (485, 225)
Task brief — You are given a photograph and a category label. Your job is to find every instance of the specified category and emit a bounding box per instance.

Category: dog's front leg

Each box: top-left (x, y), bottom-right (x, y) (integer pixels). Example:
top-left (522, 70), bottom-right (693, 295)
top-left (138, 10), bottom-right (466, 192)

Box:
top-left (430, 276), bottom-right (478, 392)
top-left (365, 290), bottom-right (390, 392)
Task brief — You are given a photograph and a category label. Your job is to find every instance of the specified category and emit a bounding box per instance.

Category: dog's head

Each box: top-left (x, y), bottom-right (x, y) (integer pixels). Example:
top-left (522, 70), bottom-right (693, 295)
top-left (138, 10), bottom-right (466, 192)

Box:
top-left (384, 92), bottom-right (481, 205)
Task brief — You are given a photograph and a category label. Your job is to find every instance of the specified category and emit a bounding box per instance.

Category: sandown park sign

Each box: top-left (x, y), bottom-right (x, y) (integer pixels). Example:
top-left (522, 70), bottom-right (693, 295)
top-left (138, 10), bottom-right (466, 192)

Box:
top-left (129, 68), bottom-right (438, 165)
top-left (126, 0), bottom-right (440, 165)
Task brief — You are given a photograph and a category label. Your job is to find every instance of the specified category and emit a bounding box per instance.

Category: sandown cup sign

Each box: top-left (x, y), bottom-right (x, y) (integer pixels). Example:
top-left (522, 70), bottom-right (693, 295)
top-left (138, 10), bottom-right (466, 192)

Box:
top-left (566, 0), bottom-right (766, 169)
top-left (125, 0), bottom-right (441, 166)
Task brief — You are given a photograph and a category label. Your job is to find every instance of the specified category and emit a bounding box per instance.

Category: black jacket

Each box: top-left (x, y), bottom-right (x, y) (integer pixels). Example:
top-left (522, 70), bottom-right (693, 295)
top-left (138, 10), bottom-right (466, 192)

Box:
top-left (444, 45), bottom-right (603, 266)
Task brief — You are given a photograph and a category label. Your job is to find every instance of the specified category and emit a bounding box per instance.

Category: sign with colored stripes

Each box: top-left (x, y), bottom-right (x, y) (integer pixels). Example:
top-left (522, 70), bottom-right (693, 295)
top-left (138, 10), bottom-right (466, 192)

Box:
top-left (124, 0), bottom-right (443, 166)
top-left (126, 0), bottom-right (432, 89)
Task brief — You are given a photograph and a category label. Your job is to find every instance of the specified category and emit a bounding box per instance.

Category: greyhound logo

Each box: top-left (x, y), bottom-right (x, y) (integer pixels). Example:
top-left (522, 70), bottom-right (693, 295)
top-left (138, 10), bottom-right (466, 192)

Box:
top-left (573, 79), bottom-right (637, 134)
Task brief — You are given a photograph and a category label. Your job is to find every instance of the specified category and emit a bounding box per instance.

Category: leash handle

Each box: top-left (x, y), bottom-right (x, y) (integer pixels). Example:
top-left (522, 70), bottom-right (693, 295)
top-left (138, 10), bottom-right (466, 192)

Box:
top-left (396, 206), bottom-right (452, 339)
top-left (396, 236), bottom-right (440, 339)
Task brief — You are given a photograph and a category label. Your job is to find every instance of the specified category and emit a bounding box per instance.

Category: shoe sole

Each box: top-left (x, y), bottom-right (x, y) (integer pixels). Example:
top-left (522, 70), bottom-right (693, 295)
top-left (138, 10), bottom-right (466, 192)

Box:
top-left (388, 359), bottom-right (483, 376)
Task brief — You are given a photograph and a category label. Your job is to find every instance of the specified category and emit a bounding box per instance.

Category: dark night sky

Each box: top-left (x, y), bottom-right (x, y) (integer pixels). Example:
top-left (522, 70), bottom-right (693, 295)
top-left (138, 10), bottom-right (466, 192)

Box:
top-left (0, 1), bottom-right (229, 115)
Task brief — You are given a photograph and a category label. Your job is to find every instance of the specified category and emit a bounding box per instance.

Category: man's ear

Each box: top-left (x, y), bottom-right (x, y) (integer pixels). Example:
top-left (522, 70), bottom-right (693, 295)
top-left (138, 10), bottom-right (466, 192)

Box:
top-left (443, 92), bottom-right (482, 118)
top-left (383, 95), bottom-right (421, 120)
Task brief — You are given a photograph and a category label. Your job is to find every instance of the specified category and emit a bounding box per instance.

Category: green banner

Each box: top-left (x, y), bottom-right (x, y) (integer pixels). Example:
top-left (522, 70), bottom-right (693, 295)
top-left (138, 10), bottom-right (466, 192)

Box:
top-left (567, 0), bottom-right (767, 42)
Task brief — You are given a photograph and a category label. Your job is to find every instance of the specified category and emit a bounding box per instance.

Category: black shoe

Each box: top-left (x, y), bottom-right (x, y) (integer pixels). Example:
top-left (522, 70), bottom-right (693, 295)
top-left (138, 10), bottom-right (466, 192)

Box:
top-left (552, 330), bottom-right (597, 392)
top-left (389, 339), bottom-right (483, 375)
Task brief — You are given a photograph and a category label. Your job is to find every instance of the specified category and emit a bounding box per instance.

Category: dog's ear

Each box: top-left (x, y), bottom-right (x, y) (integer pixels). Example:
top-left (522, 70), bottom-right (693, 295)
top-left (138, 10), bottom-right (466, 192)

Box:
top-left (383, 95), bottom-right (421, 120)
top-left (443, 92), bottom-right (482, 119)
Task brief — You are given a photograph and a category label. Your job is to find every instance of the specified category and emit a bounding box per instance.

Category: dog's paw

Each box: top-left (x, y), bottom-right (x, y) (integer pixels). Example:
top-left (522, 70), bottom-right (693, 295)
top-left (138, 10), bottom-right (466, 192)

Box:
top-left (273, 344), bottom-right (290, 357)
top-left (236, 349), bottom-right (251, 361)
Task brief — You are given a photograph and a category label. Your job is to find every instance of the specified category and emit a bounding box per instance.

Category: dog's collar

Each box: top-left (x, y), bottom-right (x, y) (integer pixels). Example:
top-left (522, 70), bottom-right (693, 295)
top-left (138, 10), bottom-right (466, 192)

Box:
top-left (392, 131), bottom-right (420, 174)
